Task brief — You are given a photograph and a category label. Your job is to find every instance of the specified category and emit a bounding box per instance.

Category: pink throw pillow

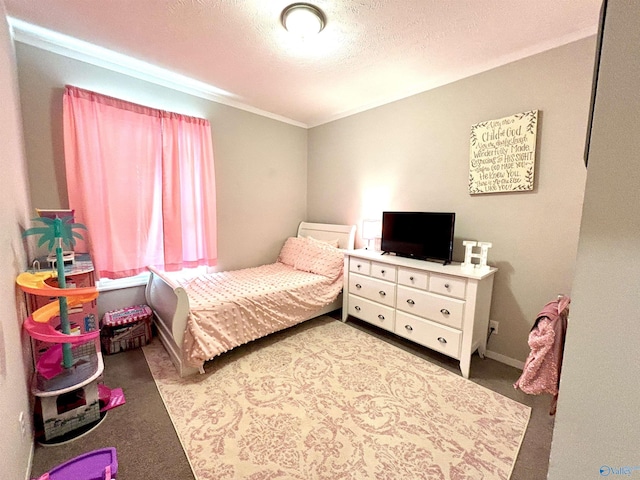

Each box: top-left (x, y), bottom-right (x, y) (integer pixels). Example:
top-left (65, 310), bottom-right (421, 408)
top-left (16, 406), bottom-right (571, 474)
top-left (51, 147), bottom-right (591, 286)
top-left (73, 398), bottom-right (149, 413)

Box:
top-left (278, 237), bottom-right (307, 266)
top-left (310, 243), bottom-right (344, 279)
top-left (295, 238), bottom-right (344, 279)
top-left (294, 237), bottom-right (318, 272)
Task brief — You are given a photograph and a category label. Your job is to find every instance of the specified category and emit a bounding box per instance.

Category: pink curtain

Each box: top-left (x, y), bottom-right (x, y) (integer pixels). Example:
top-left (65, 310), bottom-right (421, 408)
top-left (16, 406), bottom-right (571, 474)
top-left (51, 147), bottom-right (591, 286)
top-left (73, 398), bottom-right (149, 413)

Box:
top-left (63, 85), bottom-right (217, 279)
top-left (161, 111), bottom-right (217, 270)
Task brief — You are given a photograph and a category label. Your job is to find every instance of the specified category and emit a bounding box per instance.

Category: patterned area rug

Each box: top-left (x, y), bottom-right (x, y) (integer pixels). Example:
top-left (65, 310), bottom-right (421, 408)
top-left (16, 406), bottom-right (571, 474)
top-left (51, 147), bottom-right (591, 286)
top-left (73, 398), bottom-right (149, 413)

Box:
top-left (143, 317), bottom-right (530, 480)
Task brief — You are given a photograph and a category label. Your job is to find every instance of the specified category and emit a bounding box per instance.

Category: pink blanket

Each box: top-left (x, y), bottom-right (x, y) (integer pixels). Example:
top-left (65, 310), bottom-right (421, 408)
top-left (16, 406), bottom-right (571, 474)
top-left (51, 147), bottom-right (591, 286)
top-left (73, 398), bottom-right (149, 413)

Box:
top-left (170, 263), bottom-right (343, 370)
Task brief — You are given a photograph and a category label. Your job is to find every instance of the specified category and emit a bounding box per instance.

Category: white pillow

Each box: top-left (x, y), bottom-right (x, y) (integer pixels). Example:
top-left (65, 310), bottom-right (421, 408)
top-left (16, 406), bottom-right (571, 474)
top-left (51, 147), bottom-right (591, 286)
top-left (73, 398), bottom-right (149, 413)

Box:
top-left (306, 235), bottom-right (340, 249)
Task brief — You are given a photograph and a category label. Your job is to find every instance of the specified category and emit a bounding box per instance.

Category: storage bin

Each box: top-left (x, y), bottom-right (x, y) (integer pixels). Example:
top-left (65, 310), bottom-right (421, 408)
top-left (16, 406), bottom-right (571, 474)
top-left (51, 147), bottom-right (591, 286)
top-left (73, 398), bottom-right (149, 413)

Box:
top-left (101, 304), bottom-right (153, 354)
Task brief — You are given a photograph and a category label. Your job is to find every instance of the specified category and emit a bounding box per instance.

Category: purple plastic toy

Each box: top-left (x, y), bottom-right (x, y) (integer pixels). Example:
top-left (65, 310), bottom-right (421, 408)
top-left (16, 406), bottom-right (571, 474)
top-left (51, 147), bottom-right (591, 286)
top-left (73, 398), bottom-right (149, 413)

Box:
top-left (33, 447), bottom-right (117, 480)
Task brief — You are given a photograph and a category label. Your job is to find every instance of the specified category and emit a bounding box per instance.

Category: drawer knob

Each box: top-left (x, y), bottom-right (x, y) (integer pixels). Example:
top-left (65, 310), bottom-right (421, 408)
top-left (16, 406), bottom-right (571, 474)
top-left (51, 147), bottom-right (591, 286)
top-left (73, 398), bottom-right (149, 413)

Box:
top-left (355, 283), bottom-right (362, 289)
top-left (444, 283), bottom-right (450, 289)
top-left (409, 276), bottom-right (414, 281)
top-left (405, 325), bottom-right (413, 331)
top-left (379, 290), bottom-right (386, 297)
top-left (437, 337), bottom-right (447, 344)
top-left (355, 305), bottom-right (361, 311)
top-left (357, 264), bottom-right (362, 269)
top-left (406, 299), bottom-right (415, 305)
top-left (440, 308), bottom-right (450, 316)
top-left (378, 314), bottom-right (385, 320)
top-left (381, 269), bottom-right (386, 274)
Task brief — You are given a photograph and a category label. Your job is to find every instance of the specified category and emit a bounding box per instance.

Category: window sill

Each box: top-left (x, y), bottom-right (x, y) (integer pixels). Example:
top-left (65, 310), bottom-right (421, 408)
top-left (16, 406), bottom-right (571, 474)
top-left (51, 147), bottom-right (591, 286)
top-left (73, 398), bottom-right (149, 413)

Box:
top-left (97, 272), bottom-right (150, 292)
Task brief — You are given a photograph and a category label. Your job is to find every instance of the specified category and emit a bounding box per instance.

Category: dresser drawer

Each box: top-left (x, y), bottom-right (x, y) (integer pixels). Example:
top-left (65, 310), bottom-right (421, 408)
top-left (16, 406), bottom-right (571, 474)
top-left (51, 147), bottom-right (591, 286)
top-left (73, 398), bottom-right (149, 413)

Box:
top-left (349, 273), bottom-right (396, 307)
top-left (344, 250), bottom-right (497, 379)
top-left (395, 311), bottom-right (461, 358)
top-left (396, 285), bottom-right (464, 329)
top-left (349, 258), bottom-right (371, 275)
top-left (397, 267), bottom-right (428, 290)
top-left (371, 262), bottom-right (397, 282)
top-left (429, 273), bottom-right (467, 299)
top-left (348, 294), bottom-right (395, 332)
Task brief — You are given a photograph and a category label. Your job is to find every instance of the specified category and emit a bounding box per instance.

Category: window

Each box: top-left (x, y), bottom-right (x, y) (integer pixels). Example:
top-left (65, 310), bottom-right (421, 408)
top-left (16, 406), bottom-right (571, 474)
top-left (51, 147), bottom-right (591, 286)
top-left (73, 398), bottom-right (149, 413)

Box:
top-left (63, 86), bottom-right (217, 279)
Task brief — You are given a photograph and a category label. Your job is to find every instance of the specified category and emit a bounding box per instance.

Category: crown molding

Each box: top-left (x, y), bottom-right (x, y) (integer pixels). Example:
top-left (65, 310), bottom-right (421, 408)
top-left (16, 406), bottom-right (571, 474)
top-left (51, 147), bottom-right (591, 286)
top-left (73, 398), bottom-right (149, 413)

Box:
top-left (7, 17), bottom-right (307, 128)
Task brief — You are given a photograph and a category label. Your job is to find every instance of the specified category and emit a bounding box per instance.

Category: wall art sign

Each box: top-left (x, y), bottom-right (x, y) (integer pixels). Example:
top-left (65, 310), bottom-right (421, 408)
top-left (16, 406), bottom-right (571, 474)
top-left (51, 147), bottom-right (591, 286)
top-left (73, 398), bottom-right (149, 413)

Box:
top-left (469, 110), bottom-right (538, 194)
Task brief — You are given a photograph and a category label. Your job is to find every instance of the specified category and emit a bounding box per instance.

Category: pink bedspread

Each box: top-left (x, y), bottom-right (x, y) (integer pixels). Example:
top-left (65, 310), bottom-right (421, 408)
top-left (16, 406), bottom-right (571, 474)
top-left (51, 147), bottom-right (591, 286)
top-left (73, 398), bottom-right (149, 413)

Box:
top-left (170, 263), bottom-right (343, 370)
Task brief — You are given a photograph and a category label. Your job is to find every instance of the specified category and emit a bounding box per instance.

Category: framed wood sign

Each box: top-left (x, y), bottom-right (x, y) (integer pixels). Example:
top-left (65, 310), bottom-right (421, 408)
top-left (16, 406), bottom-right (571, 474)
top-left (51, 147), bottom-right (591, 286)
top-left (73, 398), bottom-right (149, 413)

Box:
top-left (469, 110), bottom-right (538, 194)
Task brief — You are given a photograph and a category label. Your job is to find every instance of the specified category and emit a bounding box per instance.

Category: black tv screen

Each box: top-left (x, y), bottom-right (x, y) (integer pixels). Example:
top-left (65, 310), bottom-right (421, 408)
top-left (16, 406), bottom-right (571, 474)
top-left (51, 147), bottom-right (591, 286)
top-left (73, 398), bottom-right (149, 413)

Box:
top-left (381, 211), bottom-right (455, 264)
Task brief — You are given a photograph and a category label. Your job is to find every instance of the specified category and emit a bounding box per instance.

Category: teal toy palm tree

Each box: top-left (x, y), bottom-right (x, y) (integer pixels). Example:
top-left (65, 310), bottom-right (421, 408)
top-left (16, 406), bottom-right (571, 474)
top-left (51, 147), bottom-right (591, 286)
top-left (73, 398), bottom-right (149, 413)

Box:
top-left (23, 215), bottom-right (87, 369)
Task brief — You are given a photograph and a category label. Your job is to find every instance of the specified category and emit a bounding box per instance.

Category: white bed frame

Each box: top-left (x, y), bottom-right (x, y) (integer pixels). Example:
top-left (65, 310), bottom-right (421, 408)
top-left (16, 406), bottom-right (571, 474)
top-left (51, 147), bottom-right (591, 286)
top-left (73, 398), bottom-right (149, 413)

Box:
top-left (145, 222), bottom-right (356, 377)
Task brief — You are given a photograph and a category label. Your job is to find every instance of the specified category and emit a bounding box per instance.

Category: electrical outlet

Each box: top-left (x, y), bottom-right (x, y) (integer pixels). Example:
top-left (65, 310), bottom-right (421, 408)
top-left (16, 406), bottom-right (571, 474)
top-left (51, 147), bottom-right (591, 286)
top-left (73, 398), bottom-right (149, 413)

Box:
top-left (19, 411), bottom-right (26, 438)
top-left (489, 320), bottom-right (499, 335)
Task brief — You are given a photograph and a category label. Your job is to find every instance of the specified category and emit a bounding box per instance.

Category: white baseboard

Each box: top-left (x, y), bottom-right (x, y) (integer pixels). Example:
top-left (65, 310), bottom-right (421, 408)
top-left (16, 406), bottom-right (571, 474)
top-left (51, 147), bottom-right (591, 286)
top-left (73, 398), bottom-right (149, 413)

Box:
top-left (97, 272), bottom-right (150, 292)
top-left (25, 440), bottom-right (34, 480)
top-left (484, 350), bottom-right (525, 370)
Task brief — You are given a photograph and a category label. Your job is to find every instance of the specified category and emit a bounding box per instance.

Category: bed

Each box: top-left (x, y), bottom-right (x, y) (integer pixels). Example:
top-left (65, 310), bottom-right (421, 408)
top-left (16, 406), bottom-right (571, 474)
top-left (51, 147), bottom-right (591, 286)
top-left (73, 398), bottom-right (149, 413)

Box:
top-left (145, 222), bottom-right (356, 377)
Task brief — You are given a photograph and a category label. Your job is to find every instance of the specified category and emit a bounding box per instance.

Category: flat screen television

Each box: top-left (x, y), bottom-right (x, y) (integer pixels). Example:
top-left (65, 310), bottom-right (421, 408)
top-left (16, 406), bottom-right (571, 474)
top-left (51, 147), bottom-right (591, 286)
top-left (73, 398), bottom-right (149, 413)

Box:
top-left (381, 211), bottom-right (455, 265)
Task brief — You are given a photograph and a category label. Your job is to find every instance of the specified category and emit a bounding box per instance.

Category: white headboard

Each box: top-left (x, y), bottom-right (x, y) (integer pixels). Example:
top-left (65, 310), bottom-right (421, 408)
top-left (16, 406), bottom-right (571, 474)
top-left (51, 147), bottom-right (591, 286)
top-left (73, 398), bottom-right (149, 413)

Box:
top-left (297, 222), bottom-right (356, 250)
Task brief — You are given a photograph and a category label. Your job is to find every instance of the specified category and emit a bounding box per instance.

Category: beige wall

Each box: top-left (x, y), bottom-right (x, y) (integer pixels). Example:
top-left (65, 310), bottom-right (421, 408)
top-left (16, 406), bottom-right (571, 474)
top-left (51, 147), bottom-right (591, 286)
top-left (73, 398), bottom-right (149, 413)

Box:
top-left (15, 42), bottom-right (308, 273)
top-left (308, 37), bottom-right (596, 364)
top-left (548, 2), bottom-right (640, 477)
top-left (15, 37), bottom-right (597, 366)
top-left (2, 10), bottom-right (612, 477)
top-left (0, 2), bottom-right (36, 478)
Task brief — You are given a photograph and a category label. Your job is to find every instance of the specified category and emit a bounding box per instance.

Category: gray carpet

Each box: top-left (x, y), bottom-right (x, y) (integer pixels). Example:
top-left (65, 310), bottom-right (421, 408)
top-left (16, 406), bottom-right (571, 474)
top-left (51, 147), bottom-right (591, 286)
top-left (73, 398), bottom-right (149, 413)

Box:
top-left (30, 314), bottom-right (554, 480)
top-left (30, 342), bottom-right (194, 479)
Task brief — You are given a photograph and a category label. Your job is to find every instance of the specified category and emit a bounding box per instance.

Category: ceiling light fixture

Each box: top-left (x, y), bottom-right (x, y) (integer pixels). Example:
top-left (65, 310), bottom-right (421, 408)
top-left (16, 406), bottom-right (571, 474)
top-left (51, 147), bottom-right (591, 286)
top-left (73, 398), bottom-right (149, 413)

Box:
top-left (281, 3), bottom-right (326, 37)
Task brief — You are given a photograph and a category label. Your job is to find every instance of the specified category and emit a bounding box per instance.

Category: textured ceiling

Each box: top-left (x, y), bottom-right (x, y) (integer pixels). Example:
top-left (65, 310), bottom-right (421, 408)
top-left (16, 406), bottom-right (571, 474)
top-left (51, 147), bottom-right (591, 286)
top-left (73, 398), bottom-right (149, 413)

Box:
top-left (4, 0), bottom-right (602, 127)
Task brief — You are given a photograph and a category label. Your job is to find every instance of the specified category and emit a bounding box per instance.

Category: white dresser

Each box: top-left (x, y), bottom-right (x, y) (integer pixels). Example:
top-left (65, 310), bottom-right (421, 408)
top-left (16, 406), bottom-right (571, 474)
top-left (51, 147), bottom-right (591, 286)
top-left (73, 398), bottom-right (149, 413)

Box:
top-left (342, 249), bottom-right (497, 378)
